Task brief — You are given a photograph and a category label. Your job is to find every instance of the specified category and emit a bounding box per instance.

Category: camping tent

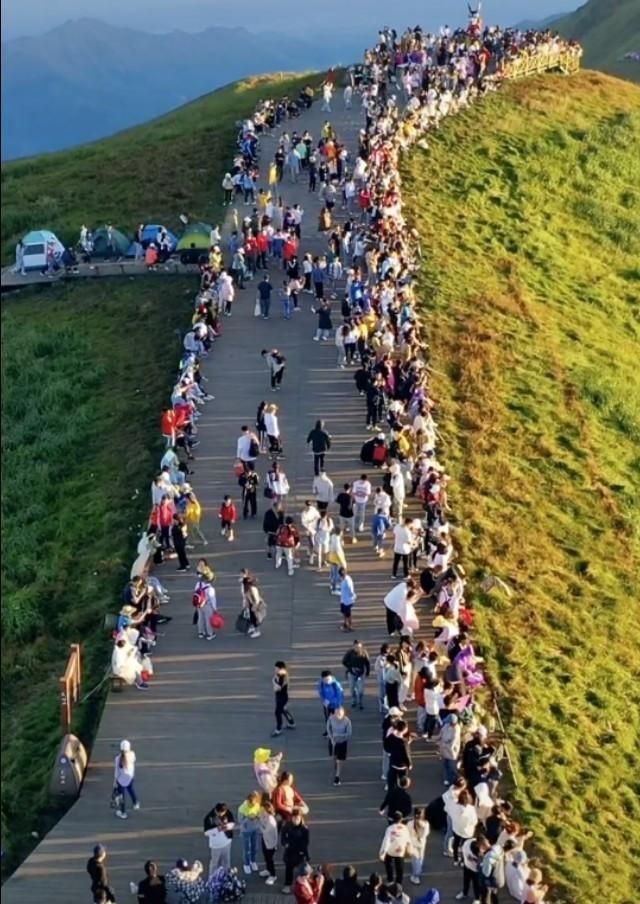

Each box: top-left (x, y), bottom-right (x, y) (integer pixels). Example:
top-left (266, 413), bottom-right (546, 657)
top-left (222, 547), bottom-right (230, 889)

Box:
top-left (21, 230), bottom-right (64, 271)
top-left (177, 222), bottom-right (213, 252)
top-left (91, 227), bottom-right (131, 258)
top-left (140, 224), bottom-right (178, 252)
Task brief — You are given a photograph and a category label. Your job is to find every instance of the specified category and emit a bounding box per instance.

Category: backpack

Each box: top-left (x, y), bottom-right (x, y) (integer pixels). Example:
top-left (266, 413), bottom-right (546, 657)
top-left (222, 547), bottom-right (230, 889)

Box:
top-left (249, 438), bottom-right (260, 458)
top-left (192, 587), bottom-right (207, 608)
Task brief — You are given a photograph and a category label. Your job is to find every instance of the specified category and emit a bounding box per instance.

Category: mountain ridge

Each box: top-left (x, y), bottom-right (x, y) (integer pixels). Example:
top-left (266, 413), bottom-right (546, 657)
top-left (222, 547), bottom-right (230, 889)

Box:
top-left (1, 19), bottom-right (356, 160)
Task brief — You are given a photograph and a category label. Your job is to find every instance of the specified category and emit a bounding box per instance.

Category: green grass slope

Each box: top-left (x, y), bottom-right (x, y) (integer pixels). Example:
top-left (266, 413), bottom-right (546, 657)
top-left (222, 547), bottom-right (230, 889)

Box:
top-left (0, 71), bottom-right (319, 264)
top-left (0, 280), bottom-right (194, 871)
top-left (555, 0), bottom-right (640, 81)
top-left (402, 71), bottom-right (640, 903)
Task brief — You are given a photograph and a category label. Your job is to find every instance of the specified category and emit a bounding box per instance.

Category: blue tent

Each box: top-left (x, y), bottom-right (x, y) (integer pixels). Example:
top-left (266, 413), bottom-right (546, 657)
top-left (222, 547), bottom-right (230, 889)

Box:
top-left (140, 224), bottom-right (178, 252)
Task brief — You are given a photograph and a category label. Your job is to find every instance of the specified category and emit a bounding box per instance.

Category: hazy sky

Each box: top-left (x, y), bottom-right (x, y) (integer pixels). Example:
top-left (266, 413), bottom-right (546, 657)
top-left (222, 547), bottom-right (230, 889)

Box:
top-left (1, 0), bottom-right (580, 40)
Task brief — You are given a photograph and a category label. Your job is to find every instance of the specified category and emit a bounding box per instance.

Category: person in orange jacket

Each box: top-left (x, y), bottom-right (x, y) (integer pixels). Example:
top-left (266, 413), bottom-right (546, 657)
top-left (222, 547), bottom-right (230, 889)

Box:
top-left (219, 495), bottom-right (238, 542)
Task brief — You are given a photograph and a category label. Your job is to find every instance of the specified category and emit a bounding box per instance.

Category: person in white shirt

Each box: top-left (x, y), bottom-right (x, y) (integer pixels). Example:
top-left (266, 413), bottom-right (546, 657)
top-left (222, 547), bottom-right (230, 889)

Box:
top-left (378, 811), bottom-right (412, 885)
top-left (313, 512), bottom-right (334, 571)
top-left (343, 84), bottom-right (353, 108)
top-left (113, 739), bottom-right (138, 819)
top-left (194, 574), bottom-right (217, 640)
top-left (236, 425), bottom-right (259, 471)
top-left (392, 519), bottom-right (413, 579)
top-left (264, 404), bottom-right (282, 457)
top-left (450, 790), bottom-right (479, 866)
top-left (389, 463), bottom-right (406, 519)
top-left (352, 474), bottom-right (372, 531)
top-left (151, 469), bottom-right (176, 505)
top-left (300, 500), bottom-right (321, 564)
top-left (374, 487), bottom-right (392, 519)
top-left (312, 470), bottom-right (334, 514)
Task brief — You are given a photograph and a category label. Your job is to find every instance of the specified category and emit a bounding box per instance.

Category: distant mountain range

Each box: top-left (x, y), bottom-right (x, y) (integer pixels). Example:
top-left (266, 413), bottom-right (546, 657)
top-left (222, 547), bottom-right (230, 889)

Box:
top-left (1, 18), bottom-right (360, 160)
top-left (553, 0), bottom-right (640, 80)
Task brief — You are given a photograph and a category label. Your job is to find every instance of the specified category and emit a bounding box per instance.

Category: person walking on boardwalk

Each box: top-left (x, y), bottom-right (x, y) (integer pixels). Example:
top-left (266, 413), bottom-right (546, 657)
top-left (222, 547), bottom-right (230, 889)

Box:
top-left (193, 566), bottom-right (218, 641)
top-left (327, 526), bottom-right (347, 593)
top-left (262, 348), bottom-right (287, 391)
top-left (272, 660), bottom-right (296, 736)
top-left (317, 669), bottom-right (344, 732)
top-left (171, 514), bottom-right (190, 572)
top-left (301, 499), bottom-right (321, 565)
top-left (113, 739), bottom-right (139, 819)
top-left (313, 510), bottom-right (334, 571)
top-left (337, 567), bottom-right (356, 631)
top-left (263, 501), bottom-right (284, 559)
top-left (87, 844), bottom-right (116, 903)
top-left (342, 639), bottom-right (370, 709)
top-left (312, 469), bottom-right (334, 514)
top-left (185, 489), bottom-right (207, 545)
top-left (306, 419), bottom-right (332, 475)
top-left (378, 812), bottom-right (412, 886)
top-left (239, 467), bottom-right (260, 519)
top-left (219, 494), bottom-right (238, 542)
top-left (275, 516), bottom-right (300, 576)
top-left (326, 705), bottom-right (352, 786)
top-left (236, 424), bottom-right (260, 472)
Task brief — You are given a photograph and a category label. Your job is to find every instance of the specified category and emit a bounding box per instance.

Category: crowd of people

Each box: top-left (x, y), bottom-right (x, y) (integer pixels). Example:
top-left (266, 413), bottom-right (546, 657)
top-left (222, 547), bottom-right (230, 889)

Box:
top-left (90, 16), bottom-right (584, 904)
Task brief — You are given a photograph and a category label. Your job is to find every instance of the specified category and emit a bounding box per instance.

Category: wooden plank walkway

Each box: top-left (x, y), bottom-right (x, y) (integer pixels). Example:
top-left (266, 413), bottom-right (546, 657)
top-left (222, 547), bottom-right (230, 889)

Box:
top-left (3, 99), bottom-right (460, 903)
top-left (1, 259), bottom-right (200, 291)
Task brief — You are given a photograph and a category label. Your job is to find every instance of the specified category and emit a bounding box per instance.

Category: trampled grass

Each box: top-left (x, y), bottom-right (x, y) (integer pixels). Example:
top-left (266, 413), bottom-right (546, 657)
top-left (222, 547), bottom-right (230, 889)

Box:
top-left (402, 71), bottom-right (640, 903)
top-left (0, 279), bottom-right (192, 871)
top-left (0, 71), bottom-right (320, 263)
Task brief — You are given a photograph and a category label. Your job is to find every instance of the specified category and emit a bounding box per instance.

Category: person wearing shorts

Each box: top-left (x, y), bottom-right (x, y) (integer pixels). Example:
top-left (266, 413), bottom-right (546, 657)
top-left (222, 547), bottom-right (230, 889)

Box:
top-left (326, 706), bottom-right (352, 786)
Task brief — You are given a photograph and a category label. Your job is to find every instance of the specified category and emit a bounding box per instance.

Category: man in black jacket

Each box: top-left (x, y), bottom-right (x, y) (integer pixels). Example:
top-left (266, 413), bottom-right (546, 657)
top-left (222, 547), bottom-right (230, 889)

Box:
top-left (384, 719), bottom-right (412, 789)
top-left (262, 502), bottom-right (284, 559)
top-left (379, 775), bottom-right (413, 822)
top-left (87, 845), bottom-right (116, 903)
top-left (306, 419), bottom-right (332, 475)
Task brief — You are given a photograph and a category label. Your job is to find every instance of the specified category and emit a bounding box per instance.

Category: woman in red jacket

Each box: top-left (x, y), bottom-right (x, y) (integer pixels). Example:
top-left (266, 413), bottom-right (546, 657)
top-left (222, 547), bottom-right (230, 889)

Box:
top-left (272, 772), bottom-right (308, 823)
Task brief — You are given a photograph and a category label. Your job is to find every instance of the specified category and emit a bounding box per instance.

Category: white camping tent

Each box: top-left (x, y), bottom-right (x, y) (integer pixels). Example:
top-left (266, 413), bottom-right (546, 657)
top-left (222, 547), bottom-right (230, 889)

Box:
top-left (21, 230), bottom-right (64, 272)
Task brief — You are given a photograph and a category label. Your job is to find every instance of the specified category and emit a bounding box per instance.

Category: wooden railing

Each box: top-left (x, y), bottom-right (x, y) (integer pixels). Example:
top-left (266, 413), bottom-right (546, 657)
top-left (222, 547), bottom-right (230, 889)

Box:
top-left (503, 47), bottom-right (582, 80)
top-left (59, 643), bottom-right (82, 733)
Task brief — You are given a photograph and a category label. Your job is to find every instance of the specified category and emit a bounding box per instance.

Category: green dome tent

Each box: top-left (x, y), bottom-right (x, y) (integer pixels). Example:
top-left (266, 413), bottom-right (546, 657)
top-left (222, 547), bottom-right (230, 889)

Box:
top-left (177, 222), bottom-right (213, 251)
top-left (91, 226), bottom-right (131, 258)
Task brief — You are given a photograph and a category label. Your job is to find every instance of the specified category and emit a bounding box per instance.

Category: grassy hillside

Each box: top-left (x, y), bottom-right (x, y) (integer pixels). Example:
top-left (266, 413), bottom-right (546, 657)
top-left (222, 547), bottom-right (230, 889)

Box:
top-left (0, 70), bottom-right (320, 263)
top-left (402, 71), bottom-right (640, 903)
top-left (555, 0), bottom-right (640, 81)
top-left (0, 280), bottom-right (195, 871)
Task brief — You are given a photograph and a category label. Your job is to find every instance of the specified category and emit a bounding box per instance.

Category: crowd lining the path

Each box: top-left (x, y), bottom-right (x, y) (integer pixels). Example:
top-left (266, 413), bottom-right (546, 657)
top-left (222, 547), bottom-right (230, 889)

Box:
top-left (95, 16), bottom-right (582, 904)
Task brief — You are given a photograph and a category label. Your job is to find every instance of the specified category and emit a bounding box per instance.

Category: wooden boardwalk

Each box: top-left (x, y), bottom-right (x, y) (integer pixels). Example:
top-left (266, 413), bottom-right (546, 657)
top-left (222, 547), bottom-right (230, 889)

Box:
top-left (1, 259), bottom-right (200, 292)
top-left (3, 100), bottom-right (460, 903)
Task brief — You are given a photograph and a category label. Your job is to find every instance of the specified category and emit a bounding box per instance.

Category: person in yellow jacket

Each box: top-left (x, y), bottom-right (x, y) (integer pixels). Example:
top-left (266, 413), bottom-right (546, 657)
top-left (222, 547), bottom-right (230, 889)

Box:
top-left (268, 162), bottom-right (278, 193)
top-left (185, 491), bottom-right (207, 544)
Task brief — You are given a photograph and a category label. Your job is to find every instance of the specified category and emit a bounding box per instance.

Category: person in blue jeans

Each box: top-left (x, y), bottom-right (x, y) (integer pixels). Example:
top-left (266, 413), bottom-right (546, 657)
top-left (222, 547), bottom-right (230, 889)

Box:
top-left (257, 274), bottom-right (273, 319)
top-left (342, 639), bottom-right (370, 709)
top-left (238, 792), bottom-right (262, 875)
top-left (281, 282), bottom-right (294, 320)
top-left (317, 670), bottom-right (344, 734)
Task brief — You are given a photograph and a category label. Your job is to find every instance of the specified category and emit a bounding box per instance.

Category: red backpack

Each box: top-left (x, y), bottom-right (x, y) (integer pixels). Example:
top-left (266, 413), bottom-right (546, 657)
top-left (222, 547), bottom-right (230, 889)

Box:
top-left (192, 587), bottom-right (207, 608)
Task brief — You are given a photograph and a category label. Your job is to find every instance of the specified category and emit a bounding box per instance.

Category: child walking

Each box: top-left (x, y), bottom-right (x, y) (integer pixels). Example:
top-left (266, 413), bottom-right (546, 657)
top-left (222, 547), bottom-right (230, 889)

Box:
top-left (219, 495), bottom-right (237, 541)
